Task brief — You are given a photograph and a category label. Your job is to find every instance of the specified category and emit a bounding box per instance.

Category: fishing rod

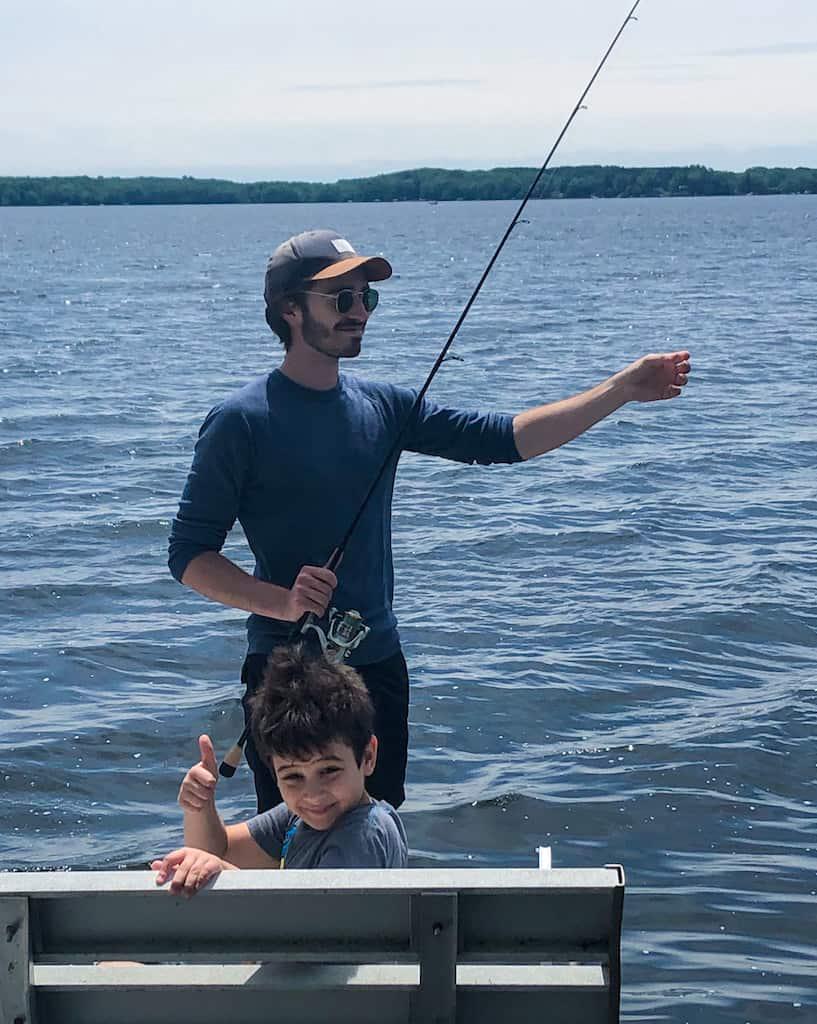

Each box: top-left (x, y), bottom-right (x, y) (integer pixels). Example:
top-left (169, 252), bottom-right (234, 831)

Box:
top-left (219, 0), bottom-right (643, 777)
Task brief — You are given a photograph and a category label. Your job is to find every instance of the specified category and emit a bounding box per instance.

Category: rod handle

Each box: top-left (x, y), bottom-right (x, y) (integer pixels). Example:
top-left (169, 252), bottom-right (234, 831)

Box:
top-left (218, 726), bottom-right (248, 778)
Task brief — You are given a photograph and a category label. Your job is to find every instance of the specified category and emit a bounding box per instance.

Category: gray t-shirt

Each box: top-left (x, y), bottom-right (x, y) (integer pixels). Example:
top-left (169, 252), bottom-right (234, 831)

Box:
top-left (246, 799), bottom-right (408, 869)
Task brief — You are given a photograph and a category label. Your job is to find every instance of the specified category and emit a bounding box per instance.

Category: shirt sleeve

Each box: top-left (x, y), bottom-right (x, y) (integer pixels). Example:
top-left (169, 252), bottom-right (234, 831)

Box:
top-left (167, 402), bottom-right (254, 582)
top-left (401, 390), bottom-right (522, 466)
top-left (245, 803), bottom-right (291, 860)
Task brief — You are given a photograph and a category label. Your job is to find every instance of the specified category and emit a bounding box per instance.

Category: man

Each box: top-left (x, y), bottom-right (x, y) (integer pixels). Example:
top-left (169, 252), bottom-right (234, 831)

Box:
top-left (169, 229), bottom-right (690, 813)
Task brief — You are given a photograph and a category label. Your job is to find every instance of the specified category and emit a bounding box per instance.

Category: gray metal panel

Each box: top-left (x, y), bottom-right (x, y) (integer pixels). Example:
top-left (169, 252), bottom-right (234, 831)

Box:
top-left (32, 962), bottom-right (419, 989)
top-left (36, 988), bottom-right (411, 1024)
top-left (457, 987), bottom-right (611, 1024)
top-left (34, 950), bottom-right (419, 966)
top-left (0, 868), bottom-right (622, 897)
top-left (34, 891), bottom-right (411, 957)
top-left (29, 876), bottom-right (621, 960)
top-left (459, 890), bottom-right (615, 953)
top-left (457, 964), bottom-right (606, 989)
top-left (6, 868), bottom-right (625, 1024)
top-left (0, 896), bottom-right (32, 1024)
top-left (409, 892), bottom-right (457, 1024)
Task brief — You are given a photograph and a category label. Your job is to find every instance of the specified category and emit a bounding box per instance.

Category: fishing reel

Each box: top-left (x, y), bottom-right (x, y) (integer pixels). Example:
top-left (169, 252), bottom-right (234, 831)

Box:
top-left (303, 607), bottom-right (370, 664)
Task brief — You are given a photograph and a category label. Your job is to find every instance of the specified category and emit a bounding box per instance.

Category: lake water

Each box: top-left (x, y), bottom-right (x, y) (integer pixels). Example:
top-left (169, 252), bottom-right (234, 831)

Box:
top-left (1, 195), bottom-right (816, 1021)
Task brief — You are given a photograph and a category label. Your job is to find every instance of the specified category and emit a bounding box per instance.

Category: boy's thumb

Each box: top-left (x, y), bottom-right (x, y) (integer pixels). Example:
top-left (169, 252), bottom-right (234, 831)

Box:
top-left (199, 734), bottom-right (218, 776)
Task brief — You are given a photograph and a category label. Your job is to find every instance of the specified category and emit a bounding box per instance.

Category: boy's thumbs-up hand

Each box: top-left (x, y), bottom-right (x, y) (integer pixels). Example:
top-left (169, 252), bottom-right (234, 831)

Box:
top-left (199, 734), bottom-right (218, 777)
top-left (178, 734), bottom-right (219, 813)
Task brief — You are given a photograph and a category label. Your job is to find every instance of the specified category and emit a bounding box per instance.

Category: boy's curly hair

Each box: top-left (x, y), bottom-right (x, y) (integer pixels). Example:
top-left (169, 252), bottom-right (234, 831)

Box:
top-left (249, 644), bottom-right (374, 766)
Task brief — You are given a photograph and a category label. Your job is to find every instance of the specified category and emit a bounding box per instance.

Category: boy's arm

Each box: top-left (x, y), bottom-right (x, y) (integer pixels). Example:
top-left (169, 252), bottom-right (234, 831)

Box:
top-left (179, 734), bottom-right (280, 868)
top-left (179, 735), bottom-right (229, 855)
top-left (224, 822), bottom-right (281, 869)
top-left (152, 840), bottom-right (277, 897)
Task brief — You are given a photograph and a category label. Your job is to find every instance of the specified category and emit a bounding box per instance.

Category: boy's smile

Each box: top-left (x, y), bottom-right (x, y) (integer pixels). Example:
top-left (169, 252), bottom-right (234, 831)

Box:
top-left (271, 737), bottom-right (377, 831)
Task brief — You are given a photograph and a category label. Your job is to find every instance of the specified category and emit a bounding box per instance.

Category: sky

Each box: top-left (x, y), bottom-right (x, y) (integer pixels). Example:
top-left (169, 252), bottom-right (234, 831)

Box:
top-left (2, 0), bottom-right (816, 181)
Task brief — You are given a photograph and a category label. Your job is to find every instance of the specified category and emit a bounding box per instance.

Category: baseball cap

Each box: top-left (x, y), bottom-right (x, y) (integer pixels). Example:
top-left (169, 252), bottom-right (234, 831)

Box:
top-left (264, 229), bottom-right (392, 308)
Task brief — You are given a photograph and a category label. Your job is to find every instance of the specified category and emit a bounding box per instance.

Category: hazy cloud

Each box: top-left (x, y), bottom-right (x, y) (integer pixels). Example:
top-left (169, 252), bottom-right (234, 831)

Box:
top-left (710, 41), bottom-right (817, 57)
top-left (287, 78), bottom-right (481, 93)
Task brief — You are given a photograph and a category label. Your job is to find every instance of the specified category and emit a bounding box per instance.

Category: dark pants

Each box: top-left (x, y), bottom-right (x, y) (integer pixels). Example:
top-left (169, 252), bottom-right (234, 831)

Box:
top-left (241, 647), bottom-right (409, 814)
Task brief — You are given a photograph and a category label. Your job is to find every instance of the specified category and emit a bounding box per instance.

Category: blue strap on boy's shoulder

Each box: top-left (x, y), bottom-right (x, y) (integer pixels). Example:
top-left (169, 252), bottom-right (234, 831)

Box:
top-left (280, 819), bottom-right (300, 869)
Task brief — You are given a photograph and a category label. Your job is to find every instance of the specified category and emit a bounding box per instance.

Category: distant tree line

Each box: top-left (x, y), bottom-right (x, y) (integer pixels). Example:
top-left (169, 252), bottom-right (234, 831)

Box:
top-left (1, 165), bottom-right (816, 207)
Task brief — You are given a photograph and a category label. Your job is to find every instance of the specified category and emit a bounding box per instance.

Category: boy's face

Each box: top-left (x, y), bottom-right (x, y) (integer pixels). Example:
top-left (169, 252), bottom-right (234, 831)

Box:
top-left (270, 736), bottom-right (377, 831)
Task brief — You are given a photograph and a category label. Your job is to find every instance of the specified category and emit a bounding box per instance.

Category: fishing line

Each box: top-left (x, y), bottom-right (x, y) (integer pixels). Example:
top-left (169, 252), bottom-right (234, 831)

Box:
top-left (219, 0), bottom-right (643, 777)
top-left (325, 0), bottom-right (643, 571)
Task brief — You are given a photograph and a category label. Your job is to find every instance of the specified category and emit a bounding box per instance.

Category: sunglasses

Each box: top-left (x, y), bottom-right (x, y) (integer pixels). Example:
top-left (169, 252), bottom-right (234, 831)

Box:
top-left (300, 286), bottom-right (379, 315)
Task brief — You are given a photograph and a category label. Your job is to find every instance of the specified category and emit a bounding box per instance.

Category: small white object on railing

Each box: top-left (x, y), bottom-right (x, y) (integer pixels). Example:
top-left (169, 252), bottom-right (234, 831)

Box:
top-left (536, 846), bottom-right (552, 870)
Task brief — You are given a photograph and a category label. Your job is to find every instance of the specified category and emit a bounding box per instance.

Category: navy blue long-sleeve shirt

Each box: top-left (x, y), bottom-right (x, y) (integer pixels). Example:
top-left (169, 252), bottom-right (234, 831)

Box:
top-left (169, 370), bottom-right (521, 664)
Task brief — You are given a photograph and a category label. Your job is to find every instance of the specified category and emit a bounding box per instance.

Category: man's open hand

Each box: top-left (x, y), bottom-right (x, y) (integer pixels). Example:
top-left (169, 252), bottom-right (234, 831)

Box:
top-left (619, 350), bottom-right (691, 402)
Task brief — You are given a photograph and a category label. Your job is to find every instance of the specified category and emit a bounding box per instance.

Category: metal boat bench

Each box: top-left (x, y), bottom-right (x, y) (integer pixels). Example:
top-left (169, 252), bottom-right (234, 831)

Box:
top-left (1, 865), bottom-right (624, 1023)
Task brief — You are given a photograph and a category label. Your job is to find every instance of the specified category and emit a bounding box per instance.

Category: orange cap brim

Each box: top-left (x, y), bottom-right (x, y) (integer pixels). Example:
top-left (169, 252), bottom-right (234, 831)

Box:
top-left (306, 255), bottom-right (392, 283)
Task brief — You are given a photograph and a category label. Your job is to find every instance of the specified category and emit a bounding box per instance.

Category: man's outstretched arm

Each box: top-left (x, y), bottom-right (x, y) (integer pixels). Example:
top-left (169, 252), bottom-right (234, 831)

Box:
top-left (512, 350), bottom-right (691, 460)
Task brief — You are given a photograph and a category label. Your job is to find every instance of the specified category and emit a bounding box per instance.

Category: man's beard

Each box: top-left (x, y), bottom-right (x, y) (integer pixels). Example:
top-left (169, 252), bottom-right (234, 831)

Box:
top-left (301, 306), bottom-right (362, 359)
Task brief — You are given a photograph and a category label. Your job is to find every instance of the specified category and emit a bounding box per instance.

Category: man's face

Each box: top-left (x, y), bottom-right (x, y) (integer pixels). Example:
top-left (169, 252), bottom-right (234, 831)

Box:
top-left (294, 268), bottom-right (374, 360)
top-left (270, 737), bottom-right (377, 831)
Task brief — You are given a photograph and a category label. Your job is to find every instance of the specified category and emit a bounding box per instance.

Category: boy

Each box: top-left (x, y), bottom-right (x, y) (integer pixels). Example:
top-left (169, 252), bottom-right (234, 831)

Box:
top-left (153, 645), bottom-right (408, 896)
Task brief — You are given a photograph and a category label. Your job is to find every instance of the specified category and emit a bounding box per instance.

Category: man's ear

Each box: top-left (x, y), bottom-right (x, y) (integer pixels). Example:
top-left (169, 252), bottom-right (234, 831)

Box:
top-left (362, 735), bottom-right (378, 777)
top-left (279, 296), bottom-right (300, 324)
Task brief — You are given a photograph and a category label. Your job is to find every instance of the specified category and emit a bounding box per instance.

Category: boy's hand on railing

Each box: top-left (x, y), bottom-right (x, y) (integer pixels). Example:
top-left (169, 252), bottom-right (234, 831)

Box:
top-left (152, 846), bottom-right (237, 898)
top-left (178, 734), bottom-right (219, 812)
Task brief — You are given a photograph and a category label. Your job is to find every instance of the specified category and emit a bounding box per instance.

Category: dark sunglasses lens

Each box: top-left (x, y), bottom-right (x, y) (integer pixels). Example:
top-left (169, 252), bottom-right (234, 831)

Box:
top-left (334, 288), bottom-right (378, 314)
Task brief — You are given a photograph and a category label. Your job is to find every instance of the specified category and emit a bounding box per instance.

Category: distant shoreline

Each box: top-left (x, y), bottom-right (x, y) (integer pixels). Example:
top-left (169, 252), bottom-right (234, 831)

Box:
top-left (1, 165), bottom-right (816, 207)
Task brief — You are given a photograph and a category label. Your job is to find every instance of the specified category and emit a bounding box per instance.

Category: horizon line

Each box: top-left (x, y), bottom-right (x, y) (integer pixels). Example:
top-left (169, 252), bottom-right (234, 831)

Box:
top-left (4, 161), bottom-right (817, 185)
